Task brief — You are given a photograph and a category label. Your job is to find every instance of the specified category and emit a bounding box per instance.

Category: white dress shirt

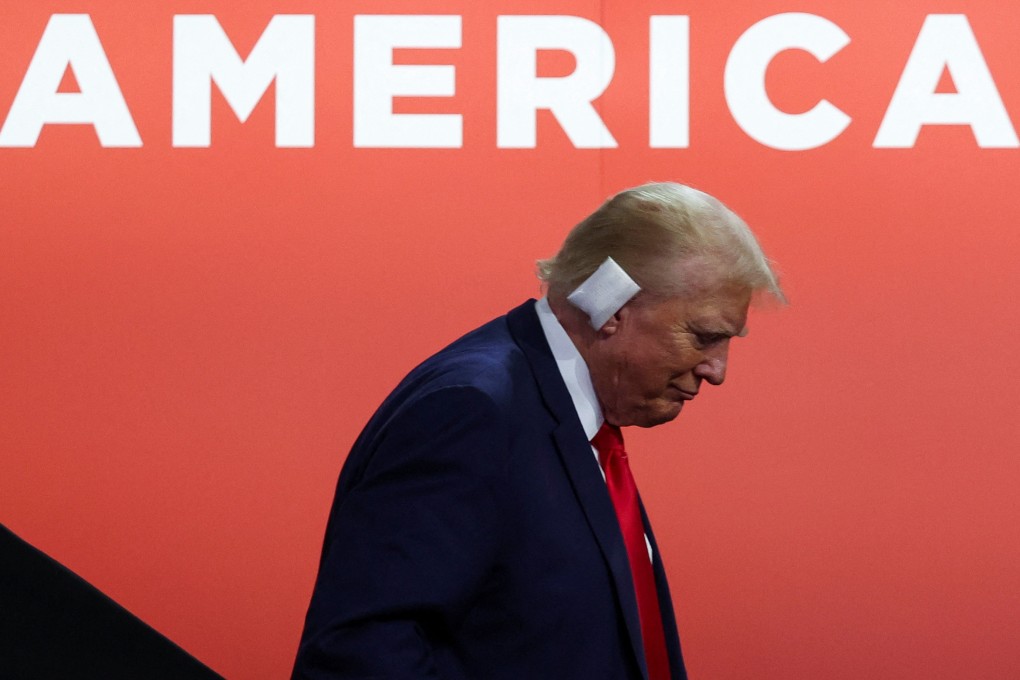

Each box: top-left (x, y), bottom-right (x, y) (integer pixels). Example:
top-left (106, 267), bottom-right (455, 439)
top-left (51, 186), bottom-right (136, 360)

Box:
top-left (534, 297), bottom-right (604, 441)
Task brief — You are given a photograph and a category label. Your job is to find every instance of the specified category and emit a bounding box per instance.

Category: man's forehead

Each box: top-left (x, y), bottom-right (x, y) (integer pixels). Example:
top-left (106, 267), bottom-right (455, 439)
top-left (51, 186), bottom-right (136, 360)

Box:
top-left (680, 286), bottom-right (751, 332)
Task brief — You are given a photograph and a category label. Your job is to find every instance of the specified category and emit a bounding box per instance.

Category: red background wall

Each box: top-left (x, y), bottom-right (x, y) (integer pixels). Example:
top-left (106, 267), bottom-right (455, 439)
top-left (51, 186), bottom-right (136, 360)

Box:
top-left (2, 2), bottom-right (1018, 678)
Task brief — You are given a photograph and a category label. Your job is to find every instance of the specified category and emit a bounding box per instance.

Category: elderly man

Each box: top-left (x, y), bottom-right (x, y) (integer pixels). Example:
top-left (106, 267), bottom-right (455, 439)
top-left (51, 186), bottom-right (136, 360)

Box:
top-left (293, 182), bottom-right (784, 680)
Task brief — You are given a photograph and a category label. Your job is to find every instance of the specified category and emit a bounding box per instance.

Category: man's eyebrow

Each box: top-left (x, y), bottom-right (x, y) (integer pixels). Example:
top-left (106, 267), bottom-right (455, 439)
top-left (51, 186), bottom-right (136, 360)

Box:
top-left (691, 323), bottom-right (746, 340)
top-left (696, 319), bottom-right (748, 337)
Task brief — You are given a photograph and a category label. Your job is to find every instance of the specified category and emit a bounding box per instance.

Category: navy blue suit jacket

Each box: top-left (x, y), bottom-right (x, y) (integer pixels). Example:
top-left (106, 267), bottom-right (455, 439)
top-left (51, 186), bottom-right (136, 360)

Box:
top-left (293, 300), bottom-right (687, 679)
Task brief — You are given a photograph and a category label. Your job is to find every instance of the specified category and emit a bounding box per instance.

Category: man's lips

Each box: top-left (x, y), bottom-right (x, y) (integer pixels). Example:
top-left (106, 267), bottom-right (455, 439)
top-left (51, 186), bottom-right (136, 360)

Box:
top-left (668, 384), bottom-right (698, 400)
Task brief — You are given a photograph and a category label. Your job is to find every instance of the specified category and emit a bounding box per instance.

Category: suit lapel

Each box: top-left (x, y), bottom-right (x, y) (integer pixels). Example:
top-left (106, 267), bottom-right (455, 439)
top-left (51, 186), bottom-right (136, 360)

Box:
top-left (507, 300), bottom-right (649, 679)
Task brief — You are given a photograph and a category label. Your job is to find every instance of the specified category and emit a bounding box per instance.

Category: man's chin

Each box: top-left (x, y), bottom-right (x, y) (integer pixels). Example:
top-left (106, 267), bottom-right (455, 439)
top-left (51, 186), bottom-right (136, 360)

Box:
top-left (631, 400), bottom-right (685, 428)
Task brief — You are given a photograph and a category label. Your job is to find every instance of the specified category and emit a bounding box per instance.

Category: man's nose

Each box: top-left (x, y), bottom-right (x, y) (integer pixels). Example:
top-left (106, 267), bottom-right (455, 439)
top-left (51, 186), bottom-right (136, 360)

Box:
top-left (694, 346), bottom-right (729, 385)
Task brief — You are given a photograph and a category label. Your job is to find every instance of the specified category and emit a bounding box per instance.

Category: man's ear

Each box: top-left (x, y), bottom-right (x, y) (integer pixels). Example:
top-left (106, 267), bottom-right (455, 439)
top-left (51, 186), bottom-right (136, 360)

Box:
top-left (599, 310), bottom-right (622, 336)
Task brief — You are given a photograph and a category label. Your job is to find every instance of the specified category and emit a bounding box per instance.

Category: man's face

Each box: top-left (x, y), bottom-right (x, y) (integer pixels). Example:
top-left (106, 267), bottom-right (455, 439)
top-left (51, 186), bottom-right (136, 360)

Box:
top-left (588, 282), bottom-right (752, 428)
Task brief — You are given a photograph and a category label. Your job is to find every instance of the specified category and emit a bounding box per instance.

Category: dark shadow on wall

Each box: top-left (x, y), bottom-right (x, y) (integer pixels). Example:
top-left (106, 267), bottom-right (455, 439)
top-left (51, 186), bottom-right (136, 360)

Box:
top-left (0, 523), bottom-right (222, 680)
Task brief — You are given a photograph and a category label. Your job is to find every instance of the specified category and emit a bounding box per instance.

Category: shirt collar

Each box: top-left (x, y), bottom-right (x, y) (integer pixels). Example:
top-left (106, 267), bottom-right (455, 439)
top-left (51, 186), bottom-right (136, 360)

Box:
top-left (534, 297), bottom-right (604, 440)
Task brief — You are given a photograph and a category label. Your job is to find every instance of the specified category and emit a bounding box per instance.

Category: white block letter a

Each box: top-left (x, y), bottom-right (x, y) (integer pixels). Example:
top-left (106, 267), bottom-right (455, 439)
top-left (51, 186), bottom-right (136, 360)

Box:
top-left (0, 14), bottom-right (141, 147)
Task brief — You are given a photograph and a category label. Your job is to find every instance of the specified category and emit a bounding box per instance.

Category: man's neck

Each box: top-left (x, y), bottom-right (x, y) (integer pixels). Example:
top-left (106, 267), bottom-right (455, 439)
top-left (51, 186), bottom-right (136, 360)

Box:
top-left (546, 293), bottom-right (598, 367)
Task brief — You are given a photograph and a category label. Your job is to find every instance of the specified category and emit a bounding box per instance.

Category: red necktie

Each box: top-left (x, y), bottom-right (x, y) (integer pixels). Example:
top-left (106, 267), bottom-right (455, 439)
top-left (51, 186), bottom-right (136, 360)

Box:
top-left (592, 423), bottom-right (671, 680)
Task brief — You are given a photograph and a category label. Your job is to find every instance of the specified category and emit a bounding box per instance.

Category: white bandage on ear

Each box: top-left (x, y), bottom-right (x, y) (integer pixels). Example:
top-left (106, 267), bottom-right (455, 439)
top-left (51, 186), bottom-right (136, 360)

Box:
top-left (566, 257), bottom-right (641, 330)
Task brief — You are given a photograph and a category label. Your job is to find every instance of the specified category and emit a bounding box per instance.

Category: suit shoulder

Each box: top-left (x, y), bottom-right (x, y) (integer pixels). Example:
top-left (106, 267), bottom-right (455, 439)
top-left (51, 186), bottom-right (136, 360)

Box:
top-left (395, 314), bottom-right (535, 410)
